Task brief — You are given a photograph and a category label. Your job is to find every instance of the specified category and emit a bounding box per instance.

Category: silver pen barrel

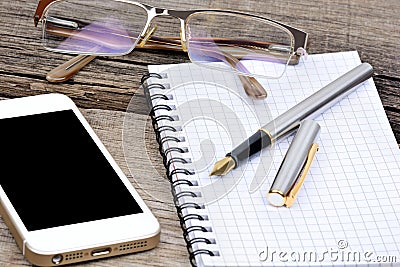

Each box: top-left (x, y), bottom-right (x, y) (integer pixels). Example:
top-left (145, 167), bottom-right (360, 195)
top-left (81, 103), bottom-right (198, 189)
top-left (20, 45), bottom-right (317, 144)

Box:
top-left (263, 62), bottom-right (373, 139)
top-left (215, 62), bottom-right (373, 176)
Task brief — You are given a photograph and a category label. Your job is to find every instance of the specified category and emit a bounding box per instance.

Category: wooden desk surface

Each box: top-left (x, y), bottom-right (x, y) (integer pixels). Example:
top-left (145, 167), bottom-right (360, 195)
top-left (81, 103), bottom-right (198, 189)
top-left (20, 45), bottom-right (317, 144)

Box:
top-left (0, 0), bottom-right (399, 266)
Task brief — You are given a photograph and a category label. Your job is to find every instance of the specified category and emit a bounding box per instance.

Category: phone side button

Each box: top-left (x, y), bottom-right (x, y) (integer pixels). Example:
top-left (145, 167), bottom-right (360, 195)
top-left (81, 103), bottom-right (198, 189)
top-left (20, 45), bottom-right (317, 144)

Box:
top-left (91, 248), bottom-right (111, 257)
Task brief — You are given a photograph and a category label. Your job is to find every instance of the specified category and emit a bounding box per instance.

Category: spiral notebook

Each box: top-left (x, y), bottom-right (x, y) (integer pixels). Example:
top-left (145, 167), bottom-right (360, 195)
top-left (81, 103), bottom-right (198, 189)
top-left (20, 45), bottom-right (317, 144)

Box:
top-left (142, 51), bottom-right (400, 266)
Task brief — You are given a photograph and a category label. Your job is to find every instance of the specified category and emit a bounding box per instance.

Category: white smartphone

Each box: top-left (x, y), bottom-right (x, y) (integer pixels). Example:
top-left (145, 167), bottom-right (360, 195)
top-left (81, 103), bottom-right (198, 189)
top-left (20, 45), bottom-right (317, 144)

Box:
top-left (0, 93), bottom-right (160, 266)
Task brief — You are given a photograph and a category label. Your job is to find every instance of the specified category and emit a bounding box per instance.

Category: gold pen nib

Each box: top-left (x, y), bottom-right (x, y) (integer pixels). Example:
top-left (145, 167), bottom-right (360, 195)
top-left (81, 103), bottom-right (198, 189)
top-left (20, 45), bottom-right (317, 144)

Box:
top-left (209, 156), bottom-right (236, 176)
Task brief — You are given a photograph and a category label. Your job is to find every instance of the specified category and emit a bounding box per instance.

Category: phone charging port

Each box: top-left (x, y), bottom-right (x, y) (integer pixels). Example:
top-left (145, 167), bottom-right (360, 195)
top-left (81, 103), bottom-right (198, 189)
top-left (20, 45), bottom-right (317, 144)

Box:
top-left (91, 247), bottom-right (111, 257)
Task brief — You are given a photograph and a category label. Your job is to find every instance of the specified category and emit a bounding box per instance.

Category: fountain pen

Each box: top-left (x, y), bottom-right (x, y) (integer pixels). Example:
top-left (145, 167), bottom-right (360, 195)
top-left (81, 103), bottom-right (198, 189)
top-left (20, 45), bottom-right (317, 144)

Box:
top-left (209, 62), bottom-right (373, 176)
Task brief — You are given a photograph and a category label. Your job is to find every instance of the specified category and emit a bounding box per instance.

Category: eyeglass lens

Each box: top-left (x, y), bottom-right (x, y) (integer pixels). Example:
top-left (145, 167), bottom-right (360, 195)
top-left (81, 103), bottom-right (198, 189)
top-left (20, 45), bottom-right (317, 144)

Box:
top-left (185, 12), bottom-right (294, 78)
top-left (43, 0), bottom-right (148, 55)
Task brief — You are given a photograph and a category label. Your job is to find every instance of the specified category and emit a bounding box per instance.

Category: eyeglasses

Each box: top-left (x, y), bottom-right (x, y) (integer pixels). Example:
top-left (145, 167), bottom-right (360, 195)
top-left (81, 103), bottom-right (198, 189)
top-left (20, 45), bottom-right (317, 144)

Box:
top-left (34, 0), bottom-right (308, 98)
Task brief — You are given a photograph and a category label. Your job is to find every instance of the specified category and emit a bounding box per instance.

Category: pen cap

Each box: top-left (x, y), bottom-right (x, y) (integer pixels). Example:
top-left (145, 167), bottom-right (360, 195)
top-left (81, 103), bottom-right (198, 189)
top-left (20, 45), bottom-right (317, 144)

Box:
top-left (268, 120), bottom-right (320, 206)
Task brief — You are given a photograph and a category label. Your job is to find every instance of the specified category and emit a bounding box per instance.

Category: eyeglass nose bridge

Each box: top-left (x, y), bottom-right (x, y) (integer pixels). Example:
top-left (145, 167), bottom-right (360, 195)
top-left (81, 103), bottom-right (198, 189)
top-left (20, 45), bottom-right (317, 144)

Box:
top-left (143, 7), bottom-right (193, 52)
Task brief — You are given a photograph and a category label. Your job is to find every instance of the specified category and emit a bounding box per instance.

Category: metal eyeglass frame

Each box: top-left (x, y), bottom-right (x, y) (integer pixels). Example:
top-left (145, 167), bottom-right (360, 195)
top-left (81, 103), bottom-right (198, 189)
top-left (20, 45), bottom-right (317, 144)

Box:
top-left (34, 0), bottom-right (309, 99)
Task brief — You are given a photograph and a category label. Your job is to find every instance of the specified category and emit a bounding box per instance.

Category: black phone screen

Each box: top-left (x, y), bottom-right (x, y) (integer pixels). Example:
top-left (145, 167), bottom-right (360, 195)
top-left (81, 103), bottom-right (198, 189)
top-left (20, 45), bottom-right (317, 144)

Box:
top-left (0, 109), bottom-right (143, 231)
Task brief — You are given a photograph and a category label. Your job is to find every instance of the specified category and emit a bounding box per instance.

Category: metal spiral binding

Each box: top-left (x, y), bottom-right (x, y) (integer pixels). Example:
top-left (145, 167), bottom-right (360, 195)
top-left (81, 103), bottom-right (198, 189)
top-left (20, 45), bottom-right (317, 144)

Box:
top-left (141, 73), bottom-right (217, 266)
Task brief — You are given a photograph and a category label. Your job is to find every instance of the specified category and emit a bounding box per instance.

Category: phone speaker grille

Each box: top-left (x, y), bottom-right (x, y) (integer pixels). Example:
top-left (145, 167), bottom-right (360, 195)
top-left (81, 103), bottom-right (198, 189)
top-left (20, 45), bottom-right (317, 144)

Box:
top-left (64, 252), bottom-right (83, 261)
top-left (119, 241), bottom-right (148, 251)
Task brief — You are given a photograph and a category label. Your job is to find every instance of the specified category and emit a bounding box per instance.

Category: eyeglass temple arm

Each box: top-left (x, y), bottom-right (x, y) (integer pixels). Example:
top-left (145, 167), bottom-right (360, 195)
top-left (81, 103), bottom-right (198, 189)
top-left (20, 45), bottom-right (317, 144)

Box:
top-left (43, 26), bottom-right (289, 96)
top-left (46, 54), bottom-right (267, 101)
top-left (46, 22), bottom-right (300, 64)
top-left (43, 23), bottom-right (301, 64)
top-left (45, 43), bottom-right (268, 99)
top-left (45, 28), bottom-right (269, 98)
top-left (190, 47), bottom-right (268, 99)
top-left (141, 36), bottom-right (301, 65)
top-left (41, 19), bottom-right (296, 98)
top-left (46, 54), bottom-right (96, 83)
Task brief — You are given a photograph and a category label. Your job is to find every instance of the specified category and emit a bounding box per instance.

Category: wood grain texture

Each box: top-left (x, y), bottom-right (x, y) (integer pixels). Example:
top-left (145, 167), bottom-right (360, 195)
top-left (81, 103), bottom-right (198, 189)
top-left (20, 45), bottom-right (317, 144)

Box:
top-left (0, 0), bottom-right (399, 266)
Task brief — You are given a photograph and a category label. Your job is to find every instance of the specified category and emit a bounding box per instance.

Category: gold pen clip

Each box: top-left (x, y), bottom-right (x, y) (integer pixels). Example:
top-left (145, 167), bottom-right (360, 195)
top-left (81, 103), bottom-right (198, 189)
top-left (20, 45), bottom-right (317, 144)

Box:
top-left (284, 143), bottom-right (319, 207)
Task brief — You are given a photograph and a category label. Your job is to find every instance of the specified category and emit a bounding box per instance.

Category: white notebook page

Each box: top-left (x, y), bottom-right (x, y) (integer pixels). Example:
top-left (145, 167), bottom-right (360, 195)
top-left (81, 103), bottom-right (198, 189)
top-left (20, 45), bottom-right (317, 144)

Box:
top-left (146, 51), bottom-right (400, 266)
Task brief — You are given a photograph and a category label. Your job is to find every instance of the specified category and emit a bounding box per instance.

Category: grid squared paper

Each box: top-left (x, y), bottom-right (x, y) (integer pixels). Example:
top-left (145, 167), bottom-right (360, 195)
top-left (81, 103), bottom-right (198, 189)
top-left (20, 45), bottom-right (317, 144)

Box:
top-left (146, 51), bottom-right (400, 267)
